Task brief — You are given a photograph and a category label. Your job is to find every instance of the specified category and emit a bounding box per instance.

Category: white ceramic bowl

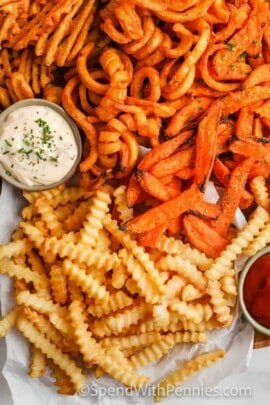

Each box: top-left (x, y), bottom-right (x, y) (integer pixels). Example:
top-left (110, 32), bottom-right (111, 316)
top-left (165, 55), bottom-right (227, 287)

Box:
top-left (0, 99), bottom-right (82, 191)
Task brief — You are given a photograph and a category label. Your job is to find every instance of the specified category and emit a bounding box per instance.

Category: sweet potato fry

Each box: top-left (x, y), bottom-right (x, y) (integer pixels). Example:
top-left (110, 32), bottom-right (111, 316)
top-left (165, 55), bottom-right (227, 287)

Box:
top-left (159, 175), bottom-right (174, 185)
top-left (214, 159), bottom-right (253, 209)
top-left (136, 170), bottom-right (171, 202)
top-left (126, 186), bottom-right (221, 233)
top-left (213, 158), bottom-right (230, 185)
top-left (235, 108), bottom-right (254, 138)
top-left (184, 215), bottom-right (228, 258)
top-left (165, 177), bottom-right (182, 199)
top-left (222, 86), bottom-right (270, 116)
top-left (167, 216), bottom-right (182, 236)
top-left (253, 100), bottom-right (270, 119)
top-left (248, 162), bottom-right (270, 179)
top-left (151, 147), bottom-right (194, 178)
top-left (213, 158), bottom-right (254, 237)
top-left (138, 131), bottom-right (192, 171)
top-left (228, 137), bottom-right (270, 162)
top-left (126, 174), bottom-right (148, 207)
top-left (175, 167), bottom-right (195, 180)
top-left (194, 99), bottom-right (223, 190)
top-left (138, 224), bottom-right (166, 248)
top-left (239, 190), bottom-right (254, 210)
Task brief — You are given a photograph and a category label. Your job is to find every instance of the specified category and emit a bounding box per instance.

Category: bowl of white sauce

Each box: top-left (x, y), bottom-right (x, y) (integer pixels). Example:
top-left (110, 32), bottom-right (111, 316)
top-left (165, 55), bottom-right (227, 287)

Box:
top-left (0, 99), bottom-right (82, 190)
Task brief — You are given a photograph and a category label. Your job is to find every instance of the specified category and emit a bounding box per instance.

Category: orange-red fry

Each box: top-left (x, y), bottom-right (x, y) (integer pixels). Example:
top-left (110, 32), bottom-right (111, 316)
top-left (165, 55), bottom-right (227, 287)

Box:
top-left (228, 137), bottom-right (270, 162)
top-left (235, 108), bottom-right (254, 138)
top-left (213, 158), bottom-right (254, 237)
top-left (151, 147), bottom-right (194, 178)
top-left (138, 224), bottom-right (167, 248)
top-left (126, 186), bottom-right (221, 233)
top-left (127, 174), bottom-right (143, 207)
top-left (138, 131), bottom-right (192, 171)
top-left (136, 170), bottom-right (171, 202)
top-left (166, 177), bottom-right (182, 198)
top-left (167, 216), bottom-right (182, 236)
top-left (184, 215), bottom-right (228, 259)
top-left (194, 99), bottom-right (223, 190)
top-left (175, 167), bottom-right (195, 180)
top-left (249, 162), bottom-right (270, 179)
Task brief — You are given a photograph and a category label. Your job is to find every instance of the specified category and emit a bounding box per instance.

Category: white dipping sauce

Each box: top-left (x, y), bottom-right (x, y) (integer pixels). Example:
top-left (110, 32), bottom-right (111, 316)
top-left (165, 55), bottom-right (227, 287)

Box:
top-left (0, 105), bottom-right (78, 186)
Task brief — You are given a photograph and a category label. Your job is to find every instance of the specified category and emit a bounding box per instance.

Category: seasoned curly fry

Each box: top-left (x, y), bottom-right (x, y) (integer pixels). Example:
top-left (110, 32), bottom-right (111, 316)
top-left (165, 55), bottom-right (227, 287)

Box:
top-left (17, 315), bottom-right (85, 392)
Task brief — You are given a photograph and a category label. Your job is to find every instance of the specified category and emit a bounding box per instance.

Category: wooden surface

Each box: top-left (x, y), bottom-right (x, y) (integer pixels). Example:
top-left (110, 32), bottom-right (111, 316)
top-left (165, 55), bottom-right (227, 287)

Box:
top-left (254, 331), bottom-right (270, 349)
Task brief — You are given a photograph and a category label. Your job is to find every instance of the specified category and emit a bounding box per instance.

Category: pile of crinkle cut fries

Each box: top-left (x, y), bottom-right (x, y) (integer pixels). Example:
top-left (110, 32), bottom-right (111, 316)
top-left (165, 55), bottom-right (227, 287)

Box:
top-left (1, 0), bottom-right (270, 401)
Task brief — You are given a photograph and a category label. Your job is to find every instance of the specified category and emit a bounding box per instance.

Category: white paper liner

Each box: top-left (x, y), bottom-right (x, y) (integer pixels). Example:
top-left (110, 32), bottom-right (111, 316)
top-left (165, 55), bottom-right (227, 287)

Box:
top-left (0, 180), bottom-right (254, 405)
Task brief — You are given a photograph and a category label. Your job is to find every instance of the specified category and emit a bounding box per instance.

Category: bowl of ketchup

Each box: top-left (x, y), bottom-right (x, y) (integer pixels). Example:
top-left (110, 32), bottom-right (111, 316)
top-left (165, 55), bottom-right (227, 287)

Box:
top-left (239, 246), bottom-right (270, 336)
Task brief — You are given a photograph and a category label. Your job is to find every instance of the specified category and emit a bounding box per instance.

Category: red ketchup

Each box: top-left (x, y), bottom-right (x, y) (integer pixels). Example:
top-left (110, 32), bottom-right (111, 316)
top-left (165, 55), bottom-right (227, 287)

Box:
top-left (243, 253), bottom-right (270, 328)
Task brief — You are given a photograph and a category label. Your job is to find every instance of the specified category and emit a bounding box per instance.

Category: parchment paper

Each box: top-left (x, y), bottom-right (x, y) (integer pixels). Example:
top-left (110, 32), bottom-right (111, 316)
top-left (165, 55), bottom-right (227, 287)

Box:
top-left (0, 179), bottom-right (254, 405)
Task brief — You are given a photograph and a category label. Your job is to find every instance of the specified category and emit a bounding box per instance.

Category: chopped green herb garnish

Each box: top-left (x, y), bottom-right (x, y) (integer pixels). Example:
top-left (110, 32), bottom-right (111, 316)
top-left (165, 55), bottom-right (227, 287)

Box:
top-left (227, 42), bottom-right (236, 52)
top-left (4, 139), bottom-right (12, 147)
top-left (50, 156), bottom-right (58, 162)
top-left (5, 170), bottom-right (11, 176)
top-left (239, 52), bottom-right (247, 62)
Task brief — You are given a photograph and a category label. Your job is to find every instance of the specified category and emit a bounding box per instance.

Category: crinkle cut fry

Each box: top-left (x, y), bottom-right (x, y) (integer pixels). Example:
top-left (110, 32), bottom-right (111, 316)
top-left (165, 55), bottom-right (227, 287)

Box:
top-left (98, 346), bottom-right (149, 388)
top-left (29, 346), bottom-right (46, 378)
top-left (154, 349), bottom-right (225, 402)
top-left (0, 307), bottom-right (21, 338)
top-left (16, 315), bottom-right (85, 392)
top-left (205, 206), bottom-right (269, 281)
top-left (79, 189), bottom-right (111, 246)
top-left (68, 298), bottom-right (104, 365)
top-left (104, 215), bottom-right (165, 294)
